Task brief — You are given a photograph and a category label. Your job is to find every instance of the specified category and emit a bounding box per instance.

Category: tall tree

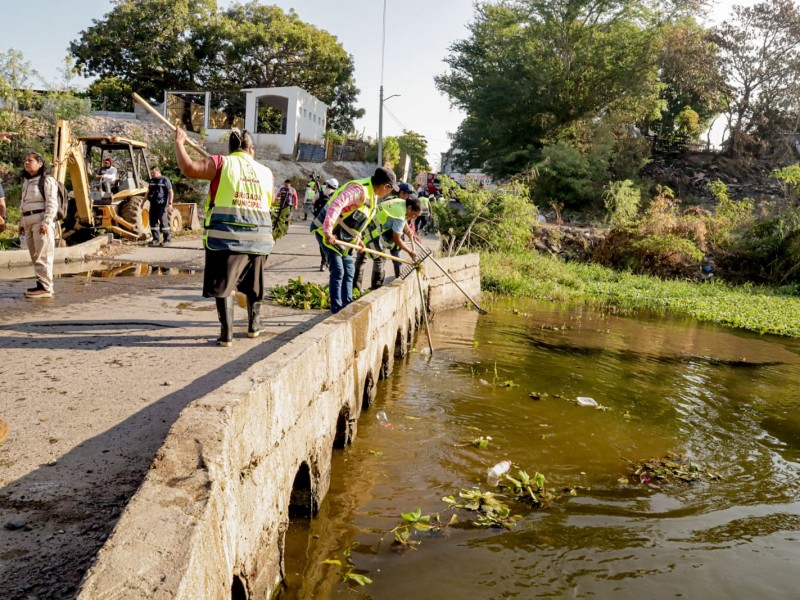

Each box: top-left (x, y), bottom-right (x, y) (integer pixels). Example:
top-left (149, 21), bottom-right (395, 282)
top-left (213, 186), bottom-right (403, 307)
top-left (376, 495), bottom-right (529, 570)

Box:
top-left (70, 0), bottom-right (219, 104)
top-left (70, 0), bottom-right (364, 133)
top-left (654, 17), bottom-right (728, 137)
top-left (712, 0), bottom-right (800, 156)
top-left (209, 2), bottom-right (364, 132)
top-left (397, 130), bottom-right (431, 176)
top-left (436, 0), bottom-right (693, 177)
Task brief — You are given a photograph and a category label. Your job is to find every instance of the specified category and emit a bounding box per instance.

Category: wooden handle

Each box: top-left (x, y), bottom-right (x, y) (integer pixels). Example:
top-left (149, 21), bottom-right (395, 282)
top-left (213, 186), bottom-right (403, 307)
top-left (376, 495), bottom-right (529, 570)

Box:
top-left (132, 92), bottom-right (209, 157)
top-left (335, 240), bottom-right (415, 265)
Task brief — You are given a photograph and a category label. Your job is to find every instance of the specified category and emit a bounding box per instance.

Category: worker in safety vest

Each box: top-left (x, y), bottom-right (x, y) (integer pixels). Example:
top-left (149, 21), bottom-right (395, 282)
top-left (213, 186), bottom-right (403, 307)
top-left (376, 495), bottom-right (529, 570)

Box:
top-left (311, 167), bottom-right (399, 313)
top-left (354, 197), bottom-right (422, 291)
top-left (175, 127), bottom-right (274, 346)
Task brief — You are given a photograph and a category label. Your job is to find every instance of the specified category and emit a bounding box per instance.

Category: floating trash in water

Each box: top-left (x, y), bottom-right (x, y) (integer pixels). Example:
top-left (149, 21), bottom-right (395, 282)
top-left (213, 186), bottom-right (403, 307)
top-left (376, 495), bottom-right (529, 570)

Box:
top-left (478, 379), bottom-right (490, 386)
top-left (376, 411), bottom-right (392, 428)
top-left (576, 396), bottom-right (598, 407)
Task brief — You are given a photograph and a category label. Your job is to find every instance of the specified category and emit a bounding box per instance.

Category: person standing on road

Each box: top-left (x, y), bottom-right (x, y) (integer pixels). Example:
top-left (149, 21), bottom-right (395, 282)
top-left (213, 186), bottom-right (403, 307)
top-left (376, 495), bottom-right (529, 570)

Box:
top-left (19, 151), bottom-right (58, 299)
top-left (313, 178), bottom-right (338, 271)
top-left (415, 193), bottom-right (431, 234)
top-left (272, 179), bottom-right (298, 240)
top-left (175, 128), bottom-right (274, 346)
top-left (303, 176), bottom-right (318, 220)
top-left (354, 197), bottom-right (421, 291)
top-left (311, 167), bottom-right (399, 313)
top-left (146, 166), bottom-right (174, 246)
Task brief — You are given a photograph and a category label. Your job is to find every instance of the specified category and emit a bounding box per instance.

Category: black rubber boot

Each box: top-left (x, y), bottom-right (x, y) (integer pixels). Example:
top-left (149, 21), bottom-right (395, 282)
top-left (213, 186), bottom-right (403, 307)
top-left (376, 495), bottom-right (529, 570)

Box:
top-left (247, 299), bottom-right (263, 338)
top-left (215, 296), bottom-right (234, 347)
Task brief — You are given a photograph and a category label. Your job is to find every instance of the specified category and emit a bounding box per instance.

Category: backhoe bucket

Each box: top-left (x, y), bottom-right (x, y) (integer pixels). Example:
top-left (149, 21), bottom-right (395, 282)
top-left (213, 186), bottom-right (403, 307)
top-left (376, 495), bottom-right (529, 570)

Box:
top-left (173, 203), bottom-right (201, 230)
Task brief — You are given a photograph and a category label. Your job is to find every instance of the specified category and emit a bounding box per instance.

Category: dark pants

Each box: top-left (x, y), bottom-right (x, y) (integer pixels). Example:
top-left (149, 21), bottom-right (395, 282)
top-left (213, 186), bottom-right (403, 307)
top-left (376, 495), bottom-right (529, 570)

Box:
top-left (354, 247), bottom-right (401, 291)
top-left (149, 207), bottom-right (171, 243)
top-left (354, 251), bottom-right (385, 291)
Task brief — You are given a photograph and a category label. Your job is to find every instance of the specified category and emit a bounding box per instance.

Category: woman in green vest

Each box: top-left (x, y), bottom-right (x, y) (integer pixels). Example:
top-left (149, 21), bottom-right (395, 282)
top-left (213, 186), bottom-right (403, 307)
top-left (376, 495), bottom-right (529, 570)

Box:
top-left (354, 197), bottom-right (422, 291)
top-left (311, 167), bottom-right (399, 313)
top-left (175, 127), bottom-right (274, 346)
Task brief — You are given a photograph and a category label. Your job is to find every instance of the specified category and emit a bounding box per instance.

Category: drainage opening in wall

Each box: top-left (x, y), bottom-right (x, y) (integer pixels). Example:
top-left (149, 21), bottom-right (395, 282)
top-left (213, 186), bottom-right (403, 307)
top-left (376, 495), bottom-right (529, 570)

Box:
top-left (379, 345), bottom-right (391, 380)
top-left (231, 574), bottom-right (247, 600)
top-left (289, 462), bottom-right (314, 518)
top-left (333, 407), bottom-right (352, 449)
top-left (362, 371), bottom-right (376, 410)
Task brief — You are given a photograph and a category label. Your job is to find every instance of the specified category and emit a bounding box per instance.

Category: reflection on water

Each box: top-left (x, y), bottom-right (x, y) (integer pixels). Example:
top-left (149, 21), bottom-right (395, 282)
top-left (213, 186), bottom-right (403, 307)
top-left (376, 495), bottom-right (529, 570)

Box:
top-left (281, 299), bottom-right (800, 599)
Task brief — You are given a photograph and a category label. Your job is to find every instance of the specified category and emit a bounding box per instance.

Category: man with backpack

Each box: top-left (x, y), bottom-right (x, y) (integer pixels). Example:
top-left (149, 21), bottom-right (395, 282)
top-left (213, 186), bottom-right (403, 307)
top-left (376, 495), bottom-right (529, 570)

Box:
top-left (19, 151), bottom-right (58, 298)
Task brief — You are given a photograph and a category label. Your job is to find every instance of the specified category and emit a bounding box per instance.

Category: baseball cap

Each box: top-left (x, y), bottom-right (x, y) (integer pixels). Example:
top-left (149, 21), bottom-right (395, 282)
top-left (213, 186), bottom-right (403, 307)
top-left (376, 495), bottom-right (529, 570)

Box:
top-left (372, 167), bottom-right (399, 193)
top-left (103, 157), bottom-right (112, 163)
top-left (398, 182), bottom-right (413, 194)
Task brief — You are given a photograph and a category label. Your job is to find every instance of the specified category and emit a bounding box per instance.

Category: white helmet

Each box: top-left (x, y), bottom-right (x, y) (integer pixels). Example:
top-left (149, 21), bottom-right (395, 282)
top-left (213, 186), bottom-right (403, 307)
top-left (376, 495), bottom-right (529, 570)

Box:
top-left (325, 178), bottom-right (339, 190)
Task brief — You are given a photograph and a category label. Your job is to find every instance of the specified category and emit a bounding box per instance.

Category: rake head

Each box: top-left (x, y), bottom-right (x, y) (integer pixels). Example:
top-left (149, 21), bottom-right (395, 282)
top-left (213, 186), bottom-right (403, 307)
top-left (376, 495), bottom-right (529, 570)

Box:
top-left (399, 245), bottom-right (433, 280)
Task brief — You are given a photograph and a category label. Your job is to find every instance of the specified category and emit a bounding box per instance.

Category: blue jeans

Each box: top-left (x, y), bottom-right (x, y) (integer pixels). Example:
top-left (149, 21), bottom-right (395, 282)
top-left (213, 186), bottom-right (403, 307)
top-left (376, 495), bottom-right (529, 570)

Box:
top-left (317, 234), bottom-right (354, 313)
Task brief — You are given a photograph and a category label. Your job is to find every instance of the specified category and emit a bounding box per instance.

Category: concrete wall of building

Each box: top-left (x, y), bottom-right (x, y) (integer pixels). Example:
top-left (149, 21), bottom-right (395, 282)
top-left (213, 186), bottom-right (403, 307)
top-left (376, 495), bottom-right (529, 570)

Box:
top-left (78, 254), bottom-right (480, 600)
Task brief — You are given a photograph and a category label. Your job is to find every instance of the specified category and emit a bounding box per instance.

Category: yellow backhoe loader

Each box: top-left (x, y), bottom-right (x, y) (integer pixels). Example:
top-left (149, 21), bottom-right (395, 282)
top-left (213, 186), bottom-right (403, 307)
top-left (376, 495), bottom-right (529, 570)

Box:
top-left (53, 119), bottom-right (199, 243)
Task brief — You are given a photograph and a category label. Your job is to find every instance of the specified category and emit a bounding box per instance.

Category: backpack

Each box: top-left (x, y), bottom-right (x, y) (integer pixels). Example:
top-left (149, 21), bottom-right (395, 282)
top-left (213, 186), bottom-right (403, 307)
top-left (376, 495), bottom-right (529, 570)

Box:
top-left (38, 175), bottom-right (69, 221)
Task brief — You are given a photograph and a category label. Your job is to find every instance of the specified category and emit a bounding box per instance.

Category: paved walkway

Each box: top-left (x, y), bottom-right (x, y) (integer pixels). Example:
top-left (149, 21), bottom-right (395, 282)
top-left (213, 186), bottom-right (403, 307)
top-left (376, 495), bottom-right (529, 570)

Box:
top-left (0, 221), bottom-right (426, 599)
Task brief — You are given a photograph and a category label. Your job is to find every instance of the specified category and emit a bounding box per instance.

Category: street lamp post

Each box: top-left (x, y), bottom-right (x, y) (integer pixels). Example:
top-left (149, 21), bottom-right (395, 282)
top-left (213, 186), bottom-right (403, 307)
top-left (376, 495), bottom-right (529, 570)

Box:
top-left (378, 0), bottom-right (388, 167)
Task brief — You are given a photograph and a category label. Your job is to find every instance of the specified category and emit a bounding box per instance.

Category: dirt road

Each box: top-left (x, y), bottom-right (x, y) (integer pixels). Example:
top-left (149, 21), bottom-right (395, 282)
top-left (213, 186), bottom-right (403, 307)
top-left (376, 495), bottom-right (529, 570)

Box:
top-left (0, 222), bottom-right (337, 599)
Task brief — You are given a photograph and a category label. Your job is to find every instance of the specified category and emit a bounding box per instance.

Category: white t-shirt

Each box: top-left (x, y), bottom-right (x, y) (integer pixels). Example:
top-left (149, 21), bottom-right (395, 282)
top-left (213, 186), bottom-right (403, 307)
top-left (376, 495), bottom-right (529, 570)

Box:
top-left (99, 165), bottom-right (117, 183)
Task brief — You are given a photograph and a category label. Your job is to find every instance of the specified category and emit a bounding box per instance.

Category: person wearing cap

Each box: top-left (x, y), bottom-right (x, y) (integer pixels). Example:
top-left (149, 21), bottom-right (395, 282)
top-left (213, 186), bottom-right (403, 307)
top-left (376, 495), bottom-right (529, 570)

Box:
top-left (311, 167), bottom-right (399, 313)
top-left (356, 181), bottom-right (415, 285)
top-left (354, 197), bottom-right (421, 291)
top-left (96, 157), bottom-right (118, 193)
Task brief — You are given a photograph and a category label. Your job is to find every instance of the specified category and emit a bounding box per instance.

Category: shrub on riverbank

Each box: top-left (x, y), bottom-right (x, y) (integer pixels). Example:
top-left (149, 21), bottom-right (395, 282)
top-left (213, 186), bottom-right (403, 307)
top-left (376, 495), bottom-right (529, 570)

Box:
top-left (481, 250), bottom-right (800, 337)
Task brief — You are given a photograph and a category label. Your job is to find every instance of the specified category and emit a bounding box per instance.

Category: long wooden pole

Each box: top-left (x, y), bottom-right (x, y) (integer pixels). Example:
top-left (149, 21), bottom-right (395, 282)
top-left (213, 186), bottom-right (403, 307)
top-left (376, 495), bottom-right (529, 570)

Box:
top-left (334, 240), bottom-right (416, 265)
top-left (131, 92), bottom-right (210, 157)
top-left (410, 237), bottom-right (434, 355)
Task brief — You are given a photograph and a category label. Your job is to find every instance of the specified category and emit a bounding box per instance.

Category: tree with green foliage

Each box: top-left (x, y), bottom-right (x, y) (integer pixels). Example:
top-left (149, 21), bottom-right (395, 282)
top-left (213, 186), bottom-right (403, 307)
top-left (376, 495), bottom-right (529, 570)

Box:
top-left (397, 130), bottom-right (431, 178)
top-left (436, 0), bottom-right (685, 179)
top-left (654, 17), bottom-right (728, 139)
top-left (0, 49), bottom-right (40, 114)
top-left (711, 0), bottom-right (800, 156)
top-left (209, 2), bottom-right (364, 132)
top-left (70, 0), bottom-right (364, 133)
top-left (86, 77), bottom-right (134, 112)
top-left (70, 0), bottom-right (218, 103)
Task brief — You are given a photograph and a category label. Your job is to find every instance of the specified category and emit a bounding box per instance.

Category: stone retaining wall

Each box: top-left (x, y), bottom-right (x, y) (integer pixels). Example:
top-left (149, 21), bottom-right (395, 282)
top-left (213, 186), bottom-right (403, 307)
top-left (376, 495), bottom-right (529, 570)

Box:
top-left (77, 254), bottom-right (481, 600)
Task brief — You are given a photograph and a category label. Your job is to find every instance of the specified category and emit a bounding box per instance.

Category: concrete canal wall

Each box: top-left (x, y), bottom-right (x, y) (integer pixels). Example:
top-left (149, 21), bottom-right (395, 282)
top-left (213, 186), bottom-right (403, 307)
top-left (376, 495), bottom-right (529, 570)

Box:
top-left (77, 253), bottom-right (480, 600)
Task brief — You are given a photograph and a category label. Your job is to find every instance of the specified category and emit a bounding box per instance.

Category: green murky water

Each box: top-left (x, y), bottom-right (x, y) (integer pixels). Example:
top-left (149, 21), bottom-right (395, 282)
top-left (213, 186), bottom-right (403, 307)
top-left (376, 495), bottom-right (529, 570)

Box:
top-left (282, 299), bottom-right (800, 599)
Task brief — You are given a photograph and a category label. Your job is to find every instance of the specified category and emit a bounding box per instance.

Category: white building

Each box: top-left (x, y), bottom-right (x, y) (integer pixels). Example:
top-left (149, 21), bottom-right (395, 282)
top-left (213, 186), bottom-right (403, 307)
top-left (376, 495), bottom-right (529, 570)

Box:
top-left (162, 86), bottom-right (328, 158)
top-left (242, 86), bottom-right (328, 156)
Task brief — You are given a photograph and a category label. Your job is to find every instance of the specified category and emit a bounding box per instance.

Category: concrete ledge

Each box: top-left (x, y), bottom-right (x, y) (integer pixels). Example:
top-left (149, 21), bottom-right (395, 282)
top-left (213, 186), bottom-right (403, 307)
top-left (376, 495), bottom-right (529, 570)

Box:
top-left (0, 236), bottom-right (109, 269)
top-left (77, 254), bottom-right (480, 599)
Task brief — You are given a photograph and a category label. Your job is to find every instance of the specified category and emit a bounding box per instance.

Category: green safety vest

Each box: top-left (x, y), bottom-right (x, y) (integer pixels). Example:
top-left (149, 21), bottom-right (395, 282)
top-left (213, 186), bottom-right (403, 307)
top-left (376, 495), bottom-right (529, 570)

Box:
top-left (361, 198), bottom-right (407, 251)
top-left (312, 178), bottom-right (378, 256)
top-left (204, 151), bottom-right (274, 255)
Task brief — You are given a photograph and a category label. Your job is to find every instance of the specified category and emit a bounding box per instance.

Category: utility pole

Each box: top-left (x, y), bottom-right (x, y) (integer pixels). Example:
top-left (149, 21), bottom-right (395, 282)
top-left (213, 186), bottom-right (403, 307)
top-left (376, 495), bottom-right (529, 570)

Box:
top-left (377, 0), bottom-right (387, 167)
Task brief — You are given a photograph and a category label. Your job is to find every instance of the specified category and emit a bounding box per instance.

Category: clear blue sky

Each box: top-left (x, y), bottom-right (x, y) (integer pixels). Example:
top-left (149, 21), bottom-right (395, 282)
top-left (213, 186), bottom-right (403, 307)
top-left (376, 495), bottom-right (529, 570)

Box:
top-left (3, 0), bottom-right (750, 170)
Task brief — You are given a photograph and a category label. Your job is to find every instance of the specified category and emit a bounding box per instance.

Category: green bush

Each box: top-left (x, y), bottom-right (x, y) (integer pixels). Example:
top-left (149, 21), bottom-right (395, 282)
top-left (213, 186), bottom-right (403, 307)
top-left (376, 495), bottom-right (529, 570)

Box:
top-left (433, 177), bottom-right (537, 256)
top-left (603, 179), bottom-right (641, 227)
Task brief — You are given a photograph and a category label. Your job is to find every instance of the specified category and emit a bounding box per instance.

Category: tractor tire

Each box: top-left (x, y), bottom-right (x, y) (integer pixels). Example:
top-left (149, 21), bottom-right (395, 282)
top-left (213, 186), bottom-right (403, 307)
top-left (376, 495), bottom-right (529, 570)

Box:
top-left (168, 207), bottom-right (183, 233)
top-left (118, 195), bottom-right (148, 238)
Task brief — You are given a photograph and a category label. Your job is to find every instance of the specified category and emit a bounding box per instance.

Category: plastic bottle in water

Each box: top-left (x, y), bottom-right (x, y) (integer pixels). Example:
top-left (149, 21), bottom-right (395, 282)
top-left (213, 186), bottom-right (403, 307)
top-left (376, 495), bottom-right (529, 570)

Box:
top-left (486, 460), bottom-right (512, 486)
top-left (376, 410), bottom-right (392, 428)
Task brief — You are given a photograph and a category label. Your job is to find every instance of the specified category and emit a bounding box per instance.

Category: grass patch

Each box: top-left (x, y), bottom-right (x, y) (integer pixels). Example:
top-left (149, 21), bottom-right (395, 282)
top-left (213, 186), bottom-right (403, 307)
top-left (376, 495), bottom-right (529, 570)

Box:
top-left (481, 251), bottom-right (800, 337)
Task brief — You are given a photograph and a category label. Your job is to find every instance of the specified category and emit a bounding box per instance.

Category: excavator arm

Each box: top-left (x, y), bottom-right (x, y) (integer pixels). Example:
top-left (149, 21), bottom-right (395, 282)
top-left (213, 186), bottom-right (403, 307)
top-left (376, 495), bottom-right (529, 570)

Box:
top-left (54, 119), bottom-right (94, 229)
